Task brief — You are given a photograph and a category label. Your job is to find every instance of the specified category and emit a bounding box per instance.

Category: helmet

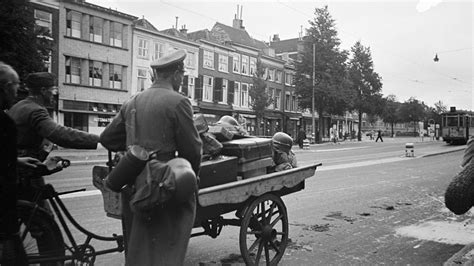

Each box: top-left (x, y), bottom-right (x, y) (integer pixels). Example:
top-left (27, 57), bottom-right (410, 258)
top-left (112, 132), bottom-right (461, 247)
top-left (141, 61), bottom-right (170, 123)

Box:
top-left (217, 115), bottom-right (239, 126)
top-left (272, 132), bottom-right (293, 154)
top-left (167, 158), bottom-right (197, 202)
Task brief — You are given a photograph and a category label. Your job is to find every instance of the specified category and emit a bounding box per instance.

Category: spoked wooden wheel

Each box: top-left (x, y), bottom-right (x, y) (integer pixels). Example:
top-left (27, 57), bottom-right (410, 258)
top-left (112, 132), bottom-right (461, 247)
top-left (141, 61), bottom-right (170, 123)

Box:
top-left (239, 193), bottom-right (288, 266)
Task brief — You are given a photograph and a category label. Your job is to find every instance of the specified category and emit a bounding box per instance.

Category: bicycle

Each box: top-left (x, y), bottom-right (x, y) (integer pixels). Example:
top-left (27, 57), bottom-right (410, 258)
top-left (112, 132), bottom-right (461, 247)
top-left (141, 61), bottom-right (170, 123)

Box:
top-left (17, 156), bottom-right (124, 265)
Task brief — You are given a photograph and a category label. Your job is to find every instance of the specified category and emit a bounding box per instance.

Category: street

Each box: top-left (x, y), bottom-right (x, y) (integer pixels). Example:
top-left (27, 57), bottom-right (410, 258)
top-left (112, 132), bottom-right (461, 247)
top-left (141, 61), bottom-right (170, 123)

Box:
top-left (46, 140), bottom-right (468, 265)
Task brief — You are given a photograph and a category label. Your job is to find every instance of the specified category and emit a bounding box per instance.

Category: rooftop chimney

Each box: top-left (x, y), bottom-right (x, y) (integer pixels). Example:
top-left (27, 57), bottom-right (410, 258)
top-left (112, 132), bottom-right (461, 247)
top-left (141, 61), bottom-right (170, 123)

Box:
top-left (450, 106), bottom-right (456, 112)
top-left (272, 34), bottom-right (280, 42)
top-left (180, 25), bottom-right (188, 36)
top-left (232, 4), bottom-right (245, 30)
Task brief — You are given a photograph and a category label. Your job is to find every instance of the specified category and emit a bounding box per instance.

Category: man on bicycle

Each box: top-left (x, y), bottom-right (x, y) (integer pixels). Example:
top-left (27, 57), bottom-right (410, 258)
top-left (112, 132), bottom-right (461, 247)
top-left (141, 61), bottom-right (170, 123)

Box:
top-left (0, 62), bottom-right (40, 265)
top-left (8, 72), bottom-right (99, 202)
top-left (100, 49), bottom-right (202, 265)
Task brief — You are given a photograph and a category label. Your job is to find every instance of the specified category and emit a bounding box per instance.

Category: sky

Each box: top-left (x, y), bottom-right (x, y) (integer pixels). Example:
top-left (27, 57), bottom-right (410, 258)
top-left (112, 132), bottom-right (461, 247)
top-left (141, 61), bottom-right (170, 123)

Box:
top-left (89, 0), bottom-right (473, 111)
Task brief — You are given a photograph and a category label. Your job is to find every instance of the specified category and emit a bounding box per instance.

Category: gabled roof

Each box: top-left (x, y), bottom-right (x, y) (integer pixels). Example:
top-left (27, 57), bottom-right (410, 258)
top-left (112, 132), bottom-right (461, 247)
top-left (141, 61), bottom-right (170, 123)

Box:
top-left (133, 18), bottom-right (158, 32)
top-left (270, 38), bottom-right (299, 54)
top-left (211, 22), bottom-right (268, 50)
top-left (187, 29), bottom-right (212, 41)
top-left (160, 28), bottom-right (187, 39)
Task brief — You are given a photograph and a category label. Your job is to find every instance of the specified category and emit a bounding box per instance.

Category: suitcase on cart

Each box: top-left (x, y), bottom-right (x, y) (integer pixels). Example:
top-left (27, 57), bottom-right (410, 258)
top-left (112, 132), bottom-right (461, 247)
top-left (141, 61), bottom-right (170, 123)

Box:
top-left (221, 137), bottom-right (273, 163)
top-left (199, 156), bottom-right (238, 189)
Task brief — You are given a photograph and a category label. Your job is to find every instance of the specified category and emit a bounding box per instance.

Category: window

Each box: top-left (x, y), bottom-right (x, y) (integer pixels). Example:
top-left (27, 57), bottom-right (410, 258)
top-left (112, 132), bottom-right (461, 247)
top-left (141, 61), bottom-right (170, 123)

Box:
top-left (89, 17), bottom-right (103, 43)
top-left (241, 55), bottom-right (249, 75)
top-left (137, 68), bottom-right (147, 92)
top-left (154, 42), bottom-right (165, 60)
top-left (138, 39), bottom-right (149, 58)
top-left (109, 64), bottom-right (122, 89)
top-left (267, 69), bottom-right (275, 81)
top-left (232, 53), bottom-right (240, 73)
top-left (89, 61), bottom-right (102, 87)
top-left (275, 89), bottom-right (281, 109)
top-left (220, 79), bottom-right (228, 103)
top-left (268, 88), bottom-right (274, 109)
top-left (285, 73), bottom-right (293, 85)
top-left (241, 83), bottom-right (248, 107)
top-left (188, 77), bottom-right (195, 99)
top-left (44, 51), bottom-right (52, 73)
top-left (275, 71), bottom-right (282, 83)
top-left (64, 113), bottom-right (88, 132)
top-left (292, 95), bottom-right (297, 111)
top-left (203, 50), bottom-right (214, 69)
top-left (65, 56), bottom-right (81, 84)
top-left (234, 82), bottom-right (241, 106)
top-left (34, 9), bottom-right (52, 34)
top-left (186, 51), bottom-right (195, 69)
top-left (285, 93), bottom-right (290, 111)
top-left (218, 54), bottom-right (228, 72)
top-left (110, 22), bottom-right (123, 47)
top-left (249, 57), bottom-right (257, 76)
top-left (203, 75), bottom-right (213, 102)
top-left (66, 11), bottom-right (81, 38)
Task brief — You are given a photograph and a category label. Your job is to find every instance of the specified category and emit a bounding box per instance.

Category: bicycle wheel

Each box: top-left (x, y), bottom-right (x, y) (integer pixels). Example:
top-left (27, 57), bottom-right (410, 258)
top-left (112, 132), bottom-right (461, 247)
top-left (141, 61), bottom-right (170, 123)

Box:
top-left (17, 200), bottom-right (65, 266)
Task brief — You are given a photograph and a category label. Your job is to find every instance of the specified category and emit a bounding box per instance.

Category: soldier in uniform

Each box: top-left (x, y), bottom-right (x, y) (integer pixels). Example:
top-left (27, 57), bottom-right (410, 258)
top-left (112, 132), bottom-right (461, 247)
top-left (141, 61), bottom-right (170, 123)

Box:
top-left (100, 49), bottom-right (202, 265)
top-left (8, 72), bottom-right (99, 202)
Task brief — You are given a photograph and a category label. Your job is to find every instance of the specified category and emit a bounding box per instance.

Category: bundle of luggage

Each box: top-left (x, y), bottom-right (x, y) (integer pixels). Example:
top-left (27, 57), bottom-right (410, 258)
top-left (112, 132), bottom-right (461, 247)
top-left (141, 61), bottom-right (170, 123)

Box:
top-left (193, 114), bottom-right (297, 189)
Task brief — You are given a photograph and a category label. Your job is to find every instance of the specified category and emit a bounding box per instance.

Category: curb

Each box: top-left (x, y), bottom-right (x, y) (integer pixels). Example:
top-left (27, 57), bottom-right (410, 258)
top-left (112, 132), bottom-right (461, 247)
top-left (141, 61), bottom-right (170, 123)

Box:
top-left (444, 243), bottom-right (474, 266)
top-left (418, 147), bottom-right (465, 158)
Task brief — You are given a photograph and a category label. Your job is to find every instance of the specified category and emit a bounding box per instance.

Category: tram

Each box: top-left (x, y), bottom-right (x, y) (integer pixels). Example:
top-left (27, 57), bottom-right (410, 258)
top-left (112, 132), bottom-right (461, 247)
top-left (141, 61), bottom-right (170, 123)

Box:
top-left (441, 107), bottom-right (474, 144)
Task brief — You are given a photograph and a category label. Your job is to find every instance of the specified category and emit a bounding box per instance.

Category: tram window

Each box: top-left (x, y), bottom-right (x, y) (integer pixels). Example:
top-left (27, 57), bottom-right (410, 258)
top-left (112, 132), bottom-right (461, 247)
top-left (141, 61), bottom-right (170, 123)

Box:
top-left (460, 116), bottom-right (464, 127)
top-left (447, 116), bottom-right (458, 127)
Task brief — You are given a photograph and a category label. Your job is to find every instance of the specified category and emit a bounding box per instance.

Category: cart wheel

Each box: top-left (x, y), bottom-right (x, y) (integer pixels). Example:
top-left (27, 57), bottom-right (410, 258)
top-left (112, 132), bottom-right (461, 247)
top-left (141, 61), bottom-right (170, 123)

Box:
top-left (239, 193), bottom-right (288, 266)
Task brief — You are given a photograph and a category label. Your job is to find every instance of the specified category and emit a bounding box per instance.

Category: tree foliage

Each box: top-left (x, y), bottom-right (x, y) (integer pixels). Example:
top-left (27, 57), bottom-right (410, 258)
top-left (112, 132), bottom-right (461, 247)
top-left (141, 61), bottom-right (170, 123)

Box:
top-left (347, 41), bottom-right (383, 140)
top-left (294, 5), bottom-right (351, 142)
top-left (380, 94), bottom-right (401, 137)
top-left (249, 58), bottom-right (272, 135)
top-left (0, 0), bottom-right (52, 81)
top-left (398, 97), bottom-right (426, 134)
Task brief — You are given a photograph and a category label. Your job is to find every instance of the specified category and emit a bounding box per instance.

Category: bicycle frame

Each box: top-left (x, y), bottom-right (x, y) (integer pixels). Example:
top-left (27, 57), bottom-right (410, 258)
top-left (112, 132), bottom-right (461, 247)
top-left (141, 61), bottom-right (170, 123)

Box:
top-left (25, 183), bottom-right (124, 264)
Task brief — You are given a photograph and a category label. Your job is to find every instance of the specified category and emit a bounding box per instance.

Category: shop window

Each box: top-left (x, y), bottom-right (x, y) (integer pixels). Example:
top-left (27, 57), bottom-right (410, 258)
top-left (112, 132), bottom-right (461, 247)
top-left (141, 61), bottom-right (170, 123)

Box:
top-left (64, 112), bottom-right (88, 132)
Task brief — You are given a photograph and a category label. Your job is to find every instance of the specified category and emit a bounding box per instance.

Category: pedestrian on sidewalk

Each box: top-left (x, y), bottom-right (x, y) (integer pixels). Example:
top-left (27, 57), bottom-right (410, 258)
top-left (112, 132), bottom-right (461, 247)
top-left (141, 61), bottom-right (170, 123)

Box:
top-left (375, 129), bottom-right (384, 142)
top-left (297, 127), bottom-right (306, 149)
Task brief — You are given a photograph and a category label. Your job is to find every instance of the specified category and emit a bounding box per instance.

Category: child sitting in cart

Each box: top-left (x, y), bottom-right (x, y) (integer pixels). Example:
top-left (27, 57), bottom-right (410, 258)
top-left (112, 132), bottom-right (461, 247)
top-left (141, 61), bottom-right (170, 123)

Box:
top-left (271, 132), bottom-right (297, 172)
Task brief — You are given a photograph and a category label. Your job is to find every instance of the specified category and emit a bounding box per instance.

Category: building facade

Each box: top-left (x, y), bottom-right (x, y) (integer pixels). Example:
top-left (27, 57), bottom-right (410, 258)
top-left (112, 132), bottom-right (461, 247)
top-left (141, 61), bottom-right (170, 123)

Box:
top-left (57, 0), bottom-right (136, 135)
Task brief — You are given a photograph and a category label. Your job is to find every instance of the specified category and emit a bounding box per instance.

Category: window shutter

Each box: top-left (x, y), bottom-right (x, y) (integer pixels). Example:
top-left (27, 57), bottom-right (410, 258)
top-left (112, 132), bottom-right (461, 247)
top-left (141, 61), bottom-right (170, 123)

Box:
top-left (228, 80), bottom-right (234, 104)
top-left (195, 75), bottom-right (203, 100)
top-left (181, 75), bottom-right (188, 96)
top-left (213, 77), bottom-right (222, 102)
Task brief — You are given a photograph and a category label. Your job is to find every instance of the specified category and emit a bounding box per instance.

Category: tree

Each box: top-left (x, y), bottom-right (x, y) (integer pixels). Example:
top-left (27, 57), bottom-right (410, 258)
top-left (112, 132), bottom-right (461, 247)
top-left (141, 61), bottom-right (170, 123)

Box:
top-left (347, 41), bottom-right (383, 141)
top-left (0, 0), bottom-right (52, 81)
top-left (398, 97), bottom-right (425, 136)
top-left (294, 6), bottom-right (351, 143)
top-left (380, 94), bottom-right (401, 137)
top-left (249, 58), bottom-right (272, 136)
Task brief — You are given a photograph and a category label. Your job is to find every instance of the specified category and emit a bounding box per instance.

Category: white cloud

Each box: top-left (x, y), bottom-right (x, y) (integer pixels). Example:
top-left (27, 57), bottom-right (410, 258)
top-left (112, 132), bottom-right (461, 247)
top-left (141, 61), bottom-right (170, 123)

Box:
top-left (416, 0), bottom-right (444, 12)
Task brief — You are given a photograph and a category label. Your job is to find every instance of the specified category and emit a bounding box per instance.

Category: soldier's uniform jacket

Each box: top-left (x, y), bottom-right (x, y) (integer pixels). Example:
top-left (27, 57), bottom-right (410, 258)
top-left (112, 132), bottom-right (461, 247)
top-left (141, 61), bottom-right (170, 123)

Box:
top-left (100, 86), bottom-right (202, 175)
top-left (8, 96), bottom-right (99, 161)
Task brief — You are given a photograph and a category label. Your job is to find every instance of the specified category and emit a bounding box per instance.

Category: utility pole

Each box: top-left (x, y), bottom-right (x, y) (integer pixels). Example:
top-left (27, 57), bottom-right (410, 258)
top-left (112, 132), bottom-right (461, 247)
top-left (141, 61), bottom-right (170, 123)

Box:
top-left (312, 43), bottom-right (316, 143)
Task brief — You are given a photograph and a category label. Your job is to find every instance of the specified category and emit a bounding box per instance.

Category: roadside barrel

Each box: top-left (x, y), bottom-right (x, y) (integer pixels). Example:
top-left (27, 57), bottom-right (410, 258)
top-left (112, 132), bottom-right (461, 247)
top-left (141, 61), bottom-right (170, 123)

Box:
top-left (405, 143), bottom-right (414, 157)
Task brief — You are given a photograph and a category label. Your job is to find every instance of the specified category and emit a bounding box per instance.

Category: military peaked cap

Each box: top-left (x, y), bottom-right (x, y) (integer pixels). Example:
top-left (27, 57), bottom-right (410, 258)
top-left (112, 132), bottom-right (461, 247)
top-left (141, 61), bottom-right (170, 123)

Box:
top-left (150, 49), bottom-right (186, 71)
top-left (25, 72), bottom-right (56, 88)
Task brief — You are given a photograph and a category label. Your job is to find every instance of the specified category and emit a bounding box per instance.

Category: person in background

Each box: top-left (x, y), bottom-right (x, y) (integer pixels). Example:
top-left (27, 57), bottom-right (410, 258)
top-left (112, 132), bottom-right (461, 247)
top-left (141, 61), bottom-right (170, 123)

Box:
top-left (375, 129), bottom-right (384, 142)
top-left (0, 62), bottom-right (40, 265)
top-left (297, 127), bottom-right (306, 149)
top-left (100, 49), bottom-right (202, 265)
top-left (8, 72), bottom-right (99, 203)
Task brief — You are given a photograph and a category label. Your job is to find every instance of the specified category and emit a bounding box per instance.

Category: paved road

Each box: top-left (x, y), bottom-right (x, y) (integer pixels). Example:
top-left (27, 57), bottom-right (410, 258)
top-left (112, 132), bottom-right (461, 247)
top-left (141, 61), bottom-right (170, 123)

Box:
top-left (41, 140), bottom-right (467, 265)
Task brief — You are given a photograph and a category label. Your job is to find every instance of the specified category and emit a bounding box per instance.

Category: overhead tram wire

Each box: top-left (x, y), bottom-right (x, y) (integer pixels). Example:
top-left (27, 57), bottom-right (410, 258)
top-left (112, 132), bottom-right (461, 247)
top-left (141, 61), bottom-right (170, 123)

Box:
top-left (276, 1), bottom-right (471, 87)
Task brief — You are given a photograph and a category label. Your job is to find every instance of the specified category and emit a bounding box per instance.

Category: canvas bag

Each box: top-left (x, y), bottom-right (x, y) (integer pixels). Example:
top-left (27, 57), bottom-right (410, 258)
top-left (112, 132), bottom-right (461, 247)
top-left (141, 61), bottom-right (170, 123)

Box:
top-left (126, 96), bottom-right (176, 215)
